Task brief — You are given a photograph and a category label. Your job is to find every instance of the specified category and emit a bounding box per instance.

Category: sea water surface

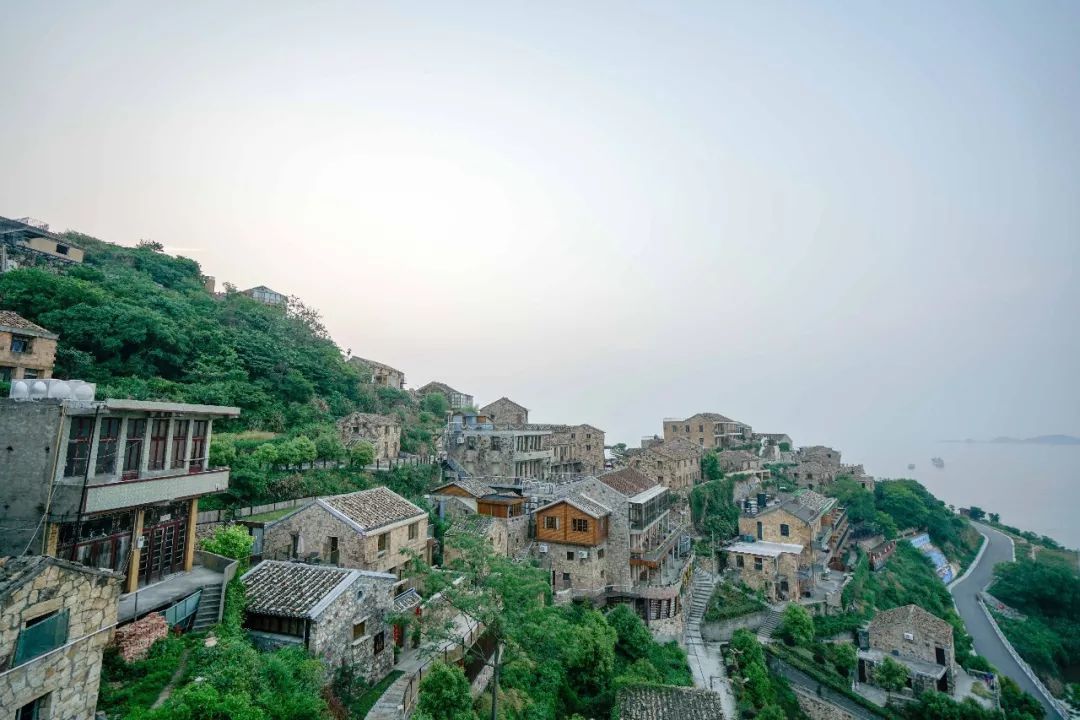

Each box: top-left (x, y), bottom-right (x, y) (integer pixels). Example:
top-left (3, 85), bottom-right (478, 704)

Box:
top-left (853, 442), bottom-right (1080, 550)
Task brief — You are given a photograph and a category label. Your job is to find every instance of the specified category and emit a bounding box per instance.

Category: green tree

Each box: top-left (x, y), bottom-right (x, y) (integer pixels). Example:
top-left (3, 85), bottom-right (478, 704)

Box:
top-left (314, 432), bottom-right (345, 462)
top-left (757, 705), bottom-right (787, 720)
top-left (968, 506), bottom-right (986, 521)
top-left (415, 661), bottom-right (476, 720)
top-left (701, 450), bottom-right (723, 481)
top-left (606, 604), bottom-right (653, 661)
top-left (826, 642), bottom-right (857, 678)
top-left (252, 442), bottom-right (280, 469)
top-left (420, 391), bottom-right (450, 417)
top-left (989, 512), bottom-right (1000, 523)
top-left (874, 656), bottom-right (910, 692)
top-left (348, 441), bottom-right (376, 468)
top-left (777, 604), bottom-right (814, 646)
top-left (209, 436), bottom-right (238, 468)
top-left (201, 525), bottom-right (254, 566)
top-left (609, 442), bottom-right (628, 462)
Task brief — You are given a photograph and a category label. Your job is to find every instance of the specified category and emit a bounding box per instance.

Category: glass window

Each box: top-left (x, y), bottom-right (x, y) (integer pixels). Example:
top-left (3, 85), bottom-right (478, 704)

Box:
top-left (148, 419), bottom-right (169, 470)
top-left (736, 555), bottom-right (745, 568)
top-left (95, 418), bottom-right (122, 475)
top-left (374, 631), bottom-right (385, 654)
top-left (63, 418), bottom-right (94, 477)
top-left (123, 419), bottom-right (147, 475)
top-left (754, 557), bottom-right (763, 571)
top-left (544, 516), bottom-right (559, 530)
top-left (353, 621), bottom-right (366, 639)
top-left (10, 335), bottom-right (31, 353)
top-left (377, 533), bottom-right (388, 552)
top-left (190, 420), bottom-right (208, 470)
top-left (566, 551), bottom-right (574, 561)
top-left (408, 522), bottom-right (419, 540)
top-left (171, 420), bottom-right (190, 469)
top-left (571, 518), bottom-right (588, 533)
top-left (780, 524), bottom-right (790, 537)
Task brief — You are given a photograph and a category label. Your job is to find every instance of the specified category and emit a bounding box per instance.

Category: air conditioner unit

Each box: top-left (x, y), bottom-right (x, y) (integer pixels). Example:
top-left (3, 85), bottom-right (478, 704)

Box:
top-left (578, 550), bottom-right (589, 560)
top-left (538, 544), bottom-right (548, 553)
top-left (903, 632), bottom-right (914, 641)
top-left (456, 435), bottom-right (465, 444)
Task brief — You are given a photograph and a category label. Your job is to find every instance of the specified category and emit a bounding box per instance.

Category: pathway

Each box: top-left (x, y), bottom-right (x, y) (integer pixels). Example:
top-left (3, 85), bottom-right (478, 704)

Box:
top-left (683, 568), bottom-right (737, 718)
top-left (150, 648), bottom-right (190, 710)
top-left (773, 657), bottom-right (882, 720)
top-left (950, 522), bottom-right (1066, 720)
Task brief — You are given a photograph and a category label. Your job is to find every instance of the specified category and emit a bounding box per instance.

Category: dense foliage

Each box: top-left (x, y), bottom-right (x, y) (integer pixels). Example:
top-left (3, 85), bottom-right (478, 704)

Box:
top-left (703, 582), bottom-right (765, 622)
top-left (727, 630), bottom-right (805, 719)
top-left (690, 452), bottom-right (740, 542)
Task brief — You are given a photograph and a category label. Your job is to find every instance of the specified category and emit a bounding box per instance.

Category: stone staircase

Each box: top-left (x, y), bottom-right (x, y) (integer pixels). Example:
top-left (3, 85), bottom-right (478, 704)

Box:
top-left (756, 607), bottom-right (783, 642)
top-left (684, 568), bottom-right (714, 646)
top-left (192, 583), bottom-right (224, 632)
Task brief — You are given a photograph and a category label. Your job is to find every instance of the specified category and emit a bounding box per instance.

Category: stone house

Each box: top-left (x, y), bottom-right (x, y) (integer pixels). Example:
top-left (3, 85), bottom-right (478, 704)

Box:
top-left (858, 604), bottom-right (956, 695)
top-left (241, 285), bottom-right (287, 306)
top-left (445, 412), bottom-right (552, 480)
top-left (724, 540), bottom-right (803, 602)
top-left (545, 423), bottom-right (606, 477)
top-left (536, 468), bottom-right (691, 634)
top-left (348, 356), bottom-right (406, 390)
top-left (791, 446), bottom-right (843, 491)
top-left (737, 489), bottom-right (848, 592)
top-left (662, 412), bottom-right (752, 450)
top-left (479, 397), bottom-right (529, 428)
top-left (337, 411), bottom-right (401, 460)
top-left (0, 385), bottom-right (239, 607)
top-left (0, 556), bottom-right (121, 720)
top-left (241, 560), bottom-right (396, 682)
top-left (715, 449), bottom-right (770, 483)
top-left (617, 684), bottom-right (728, 720)
top-left (0, 216), bottom-right (85, 271)
top-left (0, 311), bottom-right (58, 383)
top-left (428, 479), bottom-right (526, 518)
top-left (261, 487), bottom-right (430, 592)
top-left (416, 381), bottom-right (473, 410)
top-left (444, 514), bottom-right (510, 562)
top-left (629, 438), bottom-right (703, 493)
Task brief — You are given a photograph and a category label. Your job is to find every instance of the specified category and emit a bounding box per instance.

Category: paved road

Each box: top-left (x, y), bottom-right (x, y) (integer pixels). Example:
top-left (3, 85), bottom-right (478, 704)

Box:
top-left (950, 522), bottom-right (1064, 719)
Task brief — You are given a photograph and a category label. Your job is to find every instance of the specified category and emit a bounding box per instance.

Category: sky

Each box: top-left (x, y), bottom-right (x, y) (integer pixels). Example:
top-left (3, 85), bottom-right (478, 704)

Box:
top-left (2, 1), bottom-right (1078, 465)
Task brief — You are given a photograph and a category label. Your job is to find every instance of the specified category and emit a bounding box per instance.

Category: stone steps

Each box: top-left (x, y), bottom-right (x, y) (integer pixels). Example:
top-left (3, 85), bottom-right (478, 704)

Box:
top-left (192, 585), bottom-right (224, 632)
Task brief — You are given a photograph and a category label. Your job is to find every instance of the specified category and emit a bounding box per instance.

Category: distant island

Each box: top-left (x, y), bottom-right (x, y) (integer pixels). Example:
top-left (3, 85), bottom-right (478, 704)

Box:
top-left (945, 434), bottom-right (1080, 445)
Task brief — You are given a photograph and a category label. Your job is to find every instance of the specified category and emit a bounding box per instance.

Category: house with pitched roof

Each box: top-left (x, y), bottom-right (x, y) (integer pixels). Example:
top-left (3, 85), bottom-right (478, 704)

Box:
top-left (336, 411), bottom-right (401, 460)
top-left (479, 397), bottom-right (529, 428)
top-left (348, 356), bottom-right (405, 390)
top-left (443, 513), bottom-right (510, 562)
top-left (662, 411), bottom-right (752, 450)
top-left (241, 560), bottom-right (397, 681)
top-left (858, 604), bottom-right (956, 695)
top-left (629, 437), bottom-right (704, 492)
top-left (0, 311), bottom-right (58, 382)
top-left (261, 487), bottom-right (429, 590)
top-left (545, 422), bottom-right (606, 476)
top-left (416, 381), bottom-right (473, 410)
top-left (428, 478), bottom-right (526, 519)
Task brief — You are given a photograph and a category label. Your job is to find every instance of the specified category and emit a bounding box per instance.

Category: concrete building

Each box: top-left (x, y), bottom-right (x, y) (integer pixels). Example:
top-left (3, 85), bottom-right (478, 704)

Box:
top-left (0, 311), bottom-right (58, 382)
top-left (416, 381), bottom-right (473, 411)
top-left (629, 438), bottom-right (703, 493)
top-left (737, 489), bottom-right (849, 597)
top-left (241, 285), bottom-right (287, 306)
top-left (0, 556), bottom-right (121, 719)
top-left (544, 423), bottom-right (606, 477)
top-left (444, 412), bottom-right (552, 480)
top-left (479, 397), bottom-right (529, 428)
top-left (261, 487), bottom-right (430, 592)
top-left (337, 411), bottom-right (401, 460)
top-left (724, 540), bottom-right (803, 602)
top-left (241, 561), bottom-right (397, 682)
top-left (662, 412), bottom-right (752, 450)
top-left (0, 383), bottom-right (240, 612)
top-left (0, 216), bottom-right (85, 271)
top-left (859, 604), bottom-right (956, 695)
top-left (535, 468), bottom-right (692, 633)
top-left (348, 356), bottom-right (406, 390)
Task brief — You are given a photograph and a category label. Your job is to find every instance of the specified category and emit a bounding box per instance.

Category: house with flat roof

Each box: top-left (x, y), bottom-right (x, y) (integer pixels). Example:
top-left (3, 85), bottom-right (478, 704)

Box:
top-left (0, 556), bottom-right (121, 720)
top-left (261, 487), bottom-right (430, 590)
top-left (725, 540), bottom-right (804, 602)
top-left (0, 311), bottom-right (58, 382)
top-left (444, 412), bottom-right (553, 480)
top-left (1, 215), bottom-right (85, 270)
top-left (241, 560), bottom-right (397, 681)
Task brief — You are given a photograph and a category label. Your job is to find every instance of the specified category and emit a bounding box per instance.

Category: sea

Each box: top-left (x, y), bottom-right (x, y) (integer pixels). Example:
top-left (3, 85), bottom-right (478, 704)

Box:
top-left (853, 442), bottom-right (1080, 550)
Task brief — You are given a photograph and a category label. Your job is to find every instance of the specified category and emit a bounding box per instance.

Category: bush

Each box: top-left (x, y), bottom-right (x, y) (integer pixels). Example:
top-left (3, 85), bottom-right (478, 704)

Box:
top-left (777, 604), bottom-right (814, 646)
top-left (201, 524), bottom-right (254, 564)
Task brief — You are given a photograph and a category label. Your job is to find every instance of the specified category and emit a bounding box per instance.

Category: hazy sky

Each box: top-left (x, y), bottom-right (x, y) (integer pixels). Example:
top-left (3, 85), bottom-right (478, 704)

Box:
top-left (3, 2), bottom-right (1078, 462)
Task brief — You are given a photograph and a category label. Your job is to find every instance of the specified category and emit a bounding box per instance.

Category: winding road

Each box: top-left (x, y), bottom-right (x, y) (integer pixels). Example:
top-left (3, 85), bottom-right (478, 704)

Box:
top-left (949, 522), bottom-right (1065, 719)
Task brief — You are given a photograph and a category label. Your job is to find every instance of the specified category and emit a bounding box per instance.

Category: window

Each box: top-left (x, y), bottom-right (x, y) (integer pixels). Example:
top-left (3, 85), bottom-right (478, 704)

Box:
top-left (408, 522), bottom-right (419, 540)
top-left (571, 518), bottom-right (589, 533)
top-left (123, 419), bottom-right (147, 475)
top-left (353, 621), bottom-right (367, 640)
top-left (148, 419), bottom-right (169, 470)
top-left (63, 418), bottom-right (94, 477)
top-left (14, 610), bottom-right (69, 666)
top-left (246, 613), bottom-right (304, 637)
top-left (754, 557), bottom-right (763, 571)
top-left (373, 631), bottom-right (386, 654)
top-left (15, 694), bottom-right (50, 720)
top-left (22, 368), bottom-right (39, 380)
top-left (561, 572), bottom-right (571, 585)
top-left (597, 548), bottom-right (605, 559)
top-left (190, 420), bottom-right (208, 470)
top-left (329, 537), bottom-right (339, 565)
top-left (171, 419), bottom-right (190, 469)
top-left (377, 533), bottom-right (388, 554)
top-left (585, 444), bottom-right (591, 452)
top-left (544, 516), bottom-right (559, 530)
top-left (95, 418), bottom-right (122, 475)
top-left (466, 435), bottom-right (477, 450)
top-left (586, 433), bottom-right (591, 440)
top-left (10, 334), bottom-right (31, 353)
top-left (491, 436), bottom-right (501, 451)
top-left (736, 555), bottom-right (745, 568)
top-left (780, 580), bottom-right (789, 592)
top-left (780, 524), bottom-right (790, 537)
top-left (0, 366), bottom-right (12, 382)
top-left (699, 424), bottom-right (703, 432)
top-left (56, 244), bottom-right (69, 255)
top-left (571, 433), bottom-right (576, 440)
top-left (566, 551), bottom-right (574, 561)
top-left (685, 424), bottom-right (689, 432)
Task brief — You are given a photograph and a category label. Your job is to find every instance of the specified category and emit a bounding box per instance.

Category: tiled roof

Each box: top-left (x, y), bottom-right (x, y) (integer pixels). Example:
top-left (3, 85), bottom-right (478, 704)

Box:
top-left (480, 397), bottom-right (528, 413)
top-left (431, 478), bottom-right (494, 499)
top-left (869, 604), bottom-right (953, 643)
top-left (677, 412), bottom-right (738, 423)
top-left (241, 561), bottom-right (354, 619)
top-left (599, 468), bottom-right (657, 497)
top-left (446, 514), bottom-right (496, 537)
top-left (617, 684), bottom-right (728, 720)
top-left (322, 486), bottom-right (425, 532)
top-left (348, 356), bottom-right (404, 374)
top-left (537, 493), bottom-right (611, 519)
top-left (0, 311), bottom-right (58, 338)
top-left (648, 438), bottom-right (704, 460)
top-left (418, 381), bottom-right (463, 396)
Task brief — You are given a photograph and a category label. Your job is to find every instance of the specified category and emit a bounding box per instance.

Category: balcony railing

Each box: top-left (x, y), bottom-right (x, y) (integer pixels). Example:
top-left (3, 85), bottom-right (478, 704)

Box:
top-left (630, 525), bottom-right (686, 564)
top-left (84, 467), bottom-right (230, 513)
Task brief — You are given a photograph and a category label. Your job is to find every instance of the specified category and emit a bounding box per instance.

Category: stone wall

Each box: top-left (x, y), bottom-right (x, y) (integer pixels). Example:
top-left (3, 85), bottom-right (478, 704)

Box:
top-left (0, 331), bottom-right (57, 380)
top-left (793, 687), bottom-right (857, 720)
top-left (0, 561), bottom-right (120, 720)
top-left (701, 610), bottom-right (769, 642)
top-left (505, 515), bottom-right (531, 557)
top-left (548, 424), bottom-right (605, 476)
top-left (337, 412), bottom-right (401, 460)
top-left (310, 572), bottom-right (396, 683)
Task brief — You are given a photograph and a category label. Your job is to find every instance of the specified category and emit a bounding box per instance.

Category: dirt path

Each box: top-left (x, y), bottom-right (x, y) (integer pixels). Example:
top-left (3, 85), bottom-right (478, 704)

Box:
top-left (151, 648), bottom-right (191, 710)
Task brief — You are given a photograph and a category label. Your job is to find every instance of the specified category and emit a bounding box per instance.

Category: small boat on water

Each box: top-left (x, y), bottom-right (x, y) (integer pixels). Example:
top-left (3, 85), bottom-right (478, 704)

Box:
top-left (931, 457), bottom-right (945, 469)
top-left (907, 463), bottom-right (916, 470)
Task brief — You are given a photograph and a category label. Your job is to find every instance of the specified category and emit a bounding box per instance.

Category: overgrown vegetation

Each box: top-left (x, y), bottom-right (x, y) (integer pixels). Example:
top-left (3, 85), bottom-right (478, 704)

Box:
top-left (690, 452), bottom-right (740, 543)
top-left (98, 635), bottom-right (188, 718)
top-left (727, 630), bottom-right (805, 719)
top-left (703, 582), bottom-right (766, 622)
